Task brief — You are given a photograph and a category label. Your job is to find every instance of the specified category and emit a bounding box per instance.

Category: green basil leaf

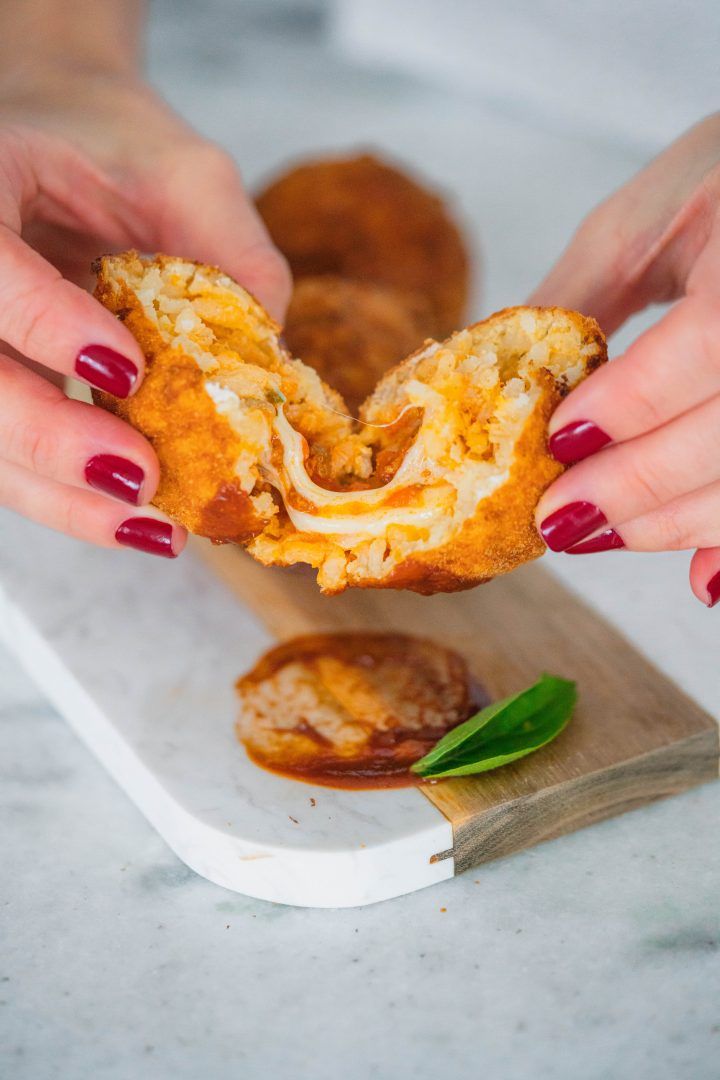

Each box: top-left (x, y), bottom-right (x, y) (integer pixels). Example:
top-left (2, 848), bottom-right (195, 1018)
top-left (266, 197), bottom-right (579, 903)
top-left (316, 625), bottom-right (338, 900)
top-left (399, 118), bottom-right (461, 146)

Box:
top-left (410, 673), bottom-right (576, 779)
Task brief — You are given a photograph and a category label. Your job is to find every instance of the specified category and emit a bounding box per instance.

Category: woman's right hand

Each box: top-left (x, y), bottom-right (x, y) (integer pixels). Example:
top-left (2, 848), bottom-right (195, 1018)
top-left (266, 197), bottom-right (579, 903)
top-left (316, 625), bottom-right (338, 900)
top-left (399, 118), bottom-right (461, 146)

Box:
top-left (0, 74), bottom-right (290, 557)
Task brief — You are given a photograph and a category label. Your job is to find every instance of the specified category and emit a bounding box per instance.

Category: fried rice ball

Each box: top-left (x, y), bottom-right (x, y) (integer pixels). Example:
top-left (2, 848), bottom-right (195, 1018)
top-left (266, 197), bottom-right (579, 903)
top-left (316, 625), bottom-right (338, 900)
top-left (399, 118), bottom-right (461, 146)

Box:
top-left (235, 632), bottom-right (489, 788)
top-left (283, 275), bottom-right (432, 414)
top-left (93, 252), bottom-right (606, 595)
top-left (255, 153), bottom-right (470, 338)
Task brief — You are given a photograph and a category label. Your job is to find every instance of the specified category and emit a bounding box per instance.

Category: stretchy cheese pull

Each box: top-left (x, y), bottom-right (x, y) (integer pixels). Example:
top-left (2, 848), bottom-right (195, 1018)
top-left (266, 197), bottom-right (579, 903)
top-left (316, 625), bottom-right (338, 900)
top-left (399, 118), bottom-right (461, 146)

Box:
top-left (93, 252), bottom-right (606, 594)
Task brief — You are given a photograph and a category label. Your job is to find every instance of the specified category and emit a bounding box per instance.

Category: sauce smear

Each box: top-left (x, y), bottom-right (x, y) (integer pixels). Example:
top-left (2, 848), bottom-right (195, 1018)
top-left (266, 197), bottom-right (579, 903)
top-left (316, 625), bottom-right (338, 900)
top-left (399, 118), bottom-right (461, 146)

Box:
top-left (236, 632), bottom-right (488, 789)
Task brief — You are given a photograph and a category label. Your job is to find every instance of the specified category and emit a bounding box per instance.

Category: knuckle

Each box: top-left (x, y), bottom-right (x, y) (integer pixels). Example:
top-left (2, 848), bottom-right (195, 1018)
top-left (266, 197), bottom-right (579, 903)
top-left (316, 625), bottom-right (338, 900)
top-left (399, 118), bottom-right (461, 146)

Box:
top-left (575, 206), bottom-right (605, 247)
top-left (652, 502), bottom-right (694, 551)
top-left (575, 201), bottom-right (639, 288)
top-left (4, 274), bottom-right (70, 357)
top-left (58, 493), bottom-right (87, 541)
top-left (576, 202), bottom-right (619, 250)
top-left (190, 143), bottom-right (240, 187)
top-left (622, 378), bottom-right (669, 431)
top-left (627, 453), bottom-right (671, 509)
top-left (6, 414), bottom-right (61, 476)
top-left (258, 247), bottom-right (292, 294)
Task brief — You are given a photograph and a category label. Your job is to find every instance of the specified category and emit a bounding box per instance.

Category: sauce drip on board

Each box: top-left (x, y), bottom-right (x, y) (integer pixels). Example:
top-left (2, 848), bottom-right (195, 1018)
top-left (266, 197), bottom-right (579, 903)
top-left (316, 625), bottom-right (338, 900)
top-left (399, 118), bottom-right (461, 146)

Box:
top-left (236, 632), bottom-right (488, 789)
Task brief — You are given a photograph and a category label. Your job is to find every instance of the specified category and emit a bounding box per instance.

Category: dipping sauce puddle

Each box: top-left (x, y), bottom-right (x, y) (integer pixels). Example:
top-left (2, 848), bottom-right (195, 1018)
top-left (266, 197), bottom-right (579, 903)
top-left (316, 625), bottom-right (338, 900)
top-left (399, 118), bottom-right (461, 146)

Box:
top-left (235, 632), bottom-right (488, 789)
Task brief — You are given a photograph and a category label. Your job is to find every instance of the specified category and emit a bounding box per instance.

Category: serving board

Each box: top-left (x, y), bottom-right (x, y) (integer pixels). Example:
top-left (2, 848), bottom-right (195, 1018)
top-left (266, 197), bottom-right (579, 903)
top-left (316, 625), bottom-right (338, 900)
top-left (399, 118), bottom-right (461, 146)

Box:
top-left (197, 541), bottom-right (719, 874)
top-left (1, 509), bottom-right (717, 908)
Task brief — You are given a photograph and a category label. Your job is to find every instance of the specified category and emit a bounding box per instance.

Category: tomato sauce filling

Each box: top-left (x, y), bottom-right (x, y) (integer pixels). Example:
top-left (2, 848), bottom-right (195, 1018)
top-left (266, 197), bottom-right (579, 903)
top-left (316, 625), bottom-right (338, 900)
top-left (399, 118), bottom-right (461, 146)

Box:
top-left (304, 407), bottom-right (424, 493)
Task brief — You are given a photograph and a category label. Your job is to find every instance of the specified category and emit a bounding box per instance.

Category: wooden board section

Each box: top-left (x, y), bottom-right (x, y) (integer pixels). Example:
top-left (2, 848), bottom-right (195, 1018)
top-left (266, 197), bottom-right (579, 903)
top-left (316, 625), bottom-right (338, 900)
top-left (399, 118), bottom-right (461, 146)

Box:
top-left (194, 541), bottom-right (719, 873)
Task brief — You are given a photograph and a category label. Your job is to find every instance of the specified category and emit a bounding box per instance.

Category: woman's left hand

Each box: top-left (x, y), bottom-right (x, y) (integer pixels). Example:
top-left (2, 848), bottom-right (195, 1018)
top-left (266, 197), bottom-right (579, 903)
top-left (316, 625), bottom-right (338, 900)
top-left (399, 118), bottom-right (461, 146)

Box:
top-left (529, 114), bottom-right (720, 606)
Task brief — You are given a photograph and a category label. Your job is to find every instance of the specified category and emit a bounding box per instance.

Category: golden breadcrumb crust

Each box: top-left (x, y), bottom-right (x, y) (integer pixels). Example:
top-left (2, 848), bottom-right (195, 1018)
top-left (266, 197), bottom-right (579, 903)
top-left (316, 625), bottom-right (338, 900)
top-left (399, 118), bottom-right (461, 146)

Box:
top-left (93, 258), bottom-right (266, 542)
top-left (377, 369), bottom-right (562, 593)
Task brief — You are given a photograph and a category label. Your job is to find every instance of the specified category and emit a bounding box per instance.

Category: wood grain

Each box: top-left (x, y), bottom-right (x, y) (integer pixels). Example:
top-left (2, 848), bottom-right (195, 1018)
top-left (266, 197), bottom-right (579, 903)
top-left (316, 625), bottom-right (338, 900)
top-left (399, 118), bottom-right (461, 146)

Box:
top-left (194, 540), bottom-right (719, 873)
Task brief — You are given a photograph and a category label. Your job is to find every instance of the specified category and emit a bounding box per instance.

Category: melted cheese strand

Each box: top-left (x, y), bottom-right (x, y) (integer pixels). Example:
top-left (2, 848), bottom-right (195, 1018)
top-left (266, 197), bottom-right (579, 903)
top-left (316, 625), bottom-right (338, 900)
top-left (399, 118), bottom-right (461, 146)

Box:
top-left (283, 502), bottom-right (439, 538)
top-left (261, 405), bottom-right (446, 537)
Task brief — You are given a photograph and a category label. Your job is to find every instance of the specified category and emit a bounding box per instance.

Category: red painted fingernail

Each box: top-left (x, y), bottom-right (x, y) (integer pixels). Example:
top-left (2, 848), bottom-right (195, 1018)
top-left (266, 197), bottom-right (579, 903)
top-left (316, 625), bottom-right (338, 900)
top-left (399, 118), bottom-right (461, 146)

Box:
top-left (75, 345), bottom-right (139, 398)
top-left (549, 420), bottom-right (611, 464)
top-left (706, 570), bottom-right (720, 608)
top-left (85, 454), bottom-right (144, 505)
top-left (115, 517), bottom-right (177, 558)
top-left (565, 528), bottom-right (625, 554)
top-left (539, 500), bottom-right (607, 551)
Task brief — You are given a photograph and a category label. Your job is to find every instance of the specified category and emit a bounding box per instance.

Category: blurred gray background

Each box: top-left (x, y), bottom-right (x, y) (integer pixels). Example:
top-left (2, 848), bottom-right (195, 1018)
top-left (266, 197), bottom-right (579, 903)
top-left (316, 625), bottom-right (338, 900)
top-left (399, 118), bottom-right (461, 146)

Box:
top-left (148, 0), bottom-right (719, 336)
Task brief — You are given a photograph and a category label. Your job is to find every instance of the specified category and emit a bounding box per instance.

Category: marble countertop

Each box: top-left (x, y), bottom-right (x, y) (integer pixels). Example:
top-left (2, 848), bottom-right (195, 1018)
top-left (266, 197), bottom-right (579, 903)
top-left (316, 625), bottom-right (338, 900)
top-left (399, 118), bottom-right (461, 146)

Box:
top-left (2, 3), bottom-right (719, 1078)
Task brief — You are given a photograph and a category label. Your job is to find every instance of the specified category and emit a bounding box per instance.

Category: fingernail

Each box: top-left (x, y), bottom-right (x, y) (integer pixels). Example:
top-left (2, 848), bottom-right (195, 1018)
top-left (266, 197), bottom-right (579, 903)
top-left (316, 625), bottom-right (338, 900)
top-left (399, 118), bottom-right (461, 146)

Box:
top-left (115, 517), bottom-right (177, 558)
top-left (539, 500), bottom-right (607, 552)
top-left (707, 570), bottom-right (720, 608)
top-left (85, 454), bottom-right (144, 505)
top-left (565, 528), bottom-right (625, 555)
top-left (75, 345), bottom-right (139, 398)
top-left (549, 420), bottom-right (611, 464)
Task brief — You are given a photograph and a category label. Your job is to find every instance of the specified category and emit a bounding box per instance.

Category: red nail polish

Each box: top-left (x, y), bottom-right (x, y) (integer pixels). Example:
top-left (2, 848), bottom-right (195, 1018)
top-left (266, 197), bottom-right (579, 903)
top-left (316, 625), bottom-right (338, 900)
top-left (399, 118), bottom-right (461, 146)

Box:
top-left (707, 570), bottom-right (720, 608)
top-left (549, 420), bottom-right (611, 464)
top-left (540, 500), bottom-right (607, 551)
top-left (115, 517), bottom-right (176, 558)
top-left (565, 528), bottom-right (625, 554)
top-left (75, 345), bottom-right (138, 398)
top-left (85, 455), bottom-right (144, 505)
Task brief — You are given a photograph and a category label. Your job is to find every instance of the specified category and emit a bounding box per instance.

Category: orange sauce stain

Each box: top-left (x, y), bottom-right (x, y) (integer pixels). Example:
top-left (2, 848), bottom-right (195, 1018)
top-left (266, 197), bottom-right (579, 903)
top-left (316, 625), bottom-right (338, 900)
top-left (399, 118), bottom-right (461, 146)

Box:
top-left (236, 632), bottom-right (487, 790)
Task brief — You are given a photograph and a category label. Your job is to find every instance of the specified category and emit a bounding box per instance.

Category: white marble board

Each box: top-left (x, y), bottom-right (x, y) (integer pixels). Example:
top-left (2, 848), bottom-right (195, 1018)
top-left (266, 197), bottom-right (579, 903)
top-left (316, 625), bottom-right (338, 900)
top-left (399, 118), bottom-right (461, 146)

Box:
top-left (0, 509), bottom-right (453, 908)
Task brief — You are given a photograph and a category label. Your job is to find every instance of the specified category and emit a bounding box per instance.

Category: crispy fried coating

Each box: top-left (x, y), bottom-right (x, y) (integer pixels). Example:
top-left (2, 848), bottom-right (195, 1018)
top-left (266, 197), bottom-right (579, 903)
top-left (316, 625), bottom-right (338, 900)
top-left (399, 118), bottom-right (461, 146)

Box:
top-left (283, 275), bottom-right (432, 414)
top-left (94, 257), bottom-right (277, 542)
top-left (93, 252), bottom-right (606, 594)
top-left (236, 632), bottom-right (489, 788)
top-left (256, 153), bottom-right (470, 339)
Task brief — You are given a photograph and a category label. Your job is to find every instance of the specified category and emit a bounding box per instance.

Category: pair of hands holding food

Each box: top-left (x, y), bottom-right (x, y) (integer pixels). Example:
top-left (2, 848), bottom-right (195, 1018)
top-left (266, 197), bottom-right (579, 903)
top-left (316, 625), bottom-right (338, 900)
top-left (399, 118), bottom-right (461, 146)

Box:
top-left (1, 63), bottom-right (719, 605)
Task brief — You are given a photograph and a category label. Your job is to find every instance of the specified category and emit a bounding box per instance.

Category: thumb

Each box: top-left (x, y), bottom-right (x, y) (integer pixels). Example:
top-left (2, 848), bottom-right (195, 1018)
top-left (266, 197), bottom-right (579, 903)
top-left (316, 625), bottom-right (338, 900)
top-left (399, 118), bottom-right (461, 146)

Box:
top-left (155, 144), bottom-right (292, 322)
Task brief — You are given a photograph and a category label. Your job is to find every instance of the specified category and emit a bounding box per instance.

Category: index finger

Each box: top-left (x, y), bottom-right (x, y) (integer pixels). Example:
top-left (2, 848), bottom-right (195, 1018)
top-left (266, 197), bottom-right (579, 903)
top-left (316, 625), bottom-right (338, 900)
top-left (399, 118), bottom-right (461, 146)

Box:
top-left (0, 225), bottom-right (145, 397)
top-left (546, 296), bottom-right (720, 463)
top-left (154, 144), bottom-right (292, 321)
